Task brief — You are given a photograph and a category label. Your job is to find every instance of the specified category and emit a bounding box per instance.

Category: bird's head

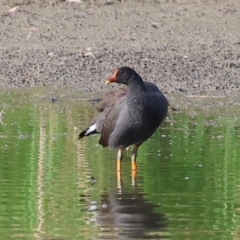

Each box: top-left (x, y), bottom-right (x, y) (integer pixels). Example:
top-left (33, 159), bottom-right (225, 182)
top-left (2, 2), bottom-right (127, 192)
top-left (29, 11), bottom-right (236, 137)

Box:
top-left (106, 66), bottom-right (139, 86)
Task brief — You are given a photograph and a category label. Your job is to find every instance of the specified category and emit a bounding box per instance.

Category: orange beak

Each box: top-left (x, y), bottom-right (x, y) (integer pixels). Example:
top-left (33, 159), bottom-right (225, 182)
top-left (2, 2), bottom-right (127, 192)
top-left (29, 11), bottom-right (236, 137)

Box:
top-left (105, 69), bottom-right (118, 85)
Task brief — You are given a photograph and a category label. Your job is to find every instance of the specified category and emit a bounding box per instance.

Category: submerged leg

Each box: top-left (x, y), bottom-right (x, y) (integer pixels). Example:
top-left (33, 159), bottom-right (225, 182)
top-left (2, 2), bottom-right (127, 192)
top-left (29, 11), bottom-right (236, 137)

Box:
top-left (131, 169), bottom-right (137, 186)
top-left (131, 145), bottom-right (139, 171)
top-left (117, 170), bottom-right (122, 189)
top-left (117, 148), bottom-right (123, 172)
top-left (125, 147), bottom-right (130, 156)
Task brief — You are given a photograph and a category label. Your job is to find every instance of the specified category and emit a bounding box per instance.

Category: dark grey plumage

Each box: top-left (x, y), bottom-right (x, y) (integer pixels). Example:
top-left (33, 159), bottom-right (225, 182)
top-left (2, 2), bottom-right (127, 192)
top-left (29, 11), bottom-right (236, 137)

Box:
top-left (79, 66), bottom-right (168, 151)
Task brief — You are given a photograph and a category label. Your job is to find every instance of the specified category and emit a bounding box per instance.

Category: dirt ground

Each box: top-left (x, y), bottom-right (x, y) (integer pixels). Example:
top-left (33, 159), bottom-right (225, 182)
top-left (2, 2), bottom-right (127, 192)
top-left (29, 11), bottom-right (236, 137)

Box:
top-left (0, 0), bottom-right (240, 97)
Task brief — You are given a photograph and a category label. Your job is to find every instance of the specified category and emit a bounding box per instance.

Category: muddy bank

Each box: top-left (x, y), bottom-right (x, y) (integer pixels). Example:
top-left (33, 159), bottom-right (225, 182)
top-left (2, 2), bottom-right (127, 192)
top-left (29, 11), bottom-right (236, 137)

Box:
top-left (0, 0), bottom-right (240, 96)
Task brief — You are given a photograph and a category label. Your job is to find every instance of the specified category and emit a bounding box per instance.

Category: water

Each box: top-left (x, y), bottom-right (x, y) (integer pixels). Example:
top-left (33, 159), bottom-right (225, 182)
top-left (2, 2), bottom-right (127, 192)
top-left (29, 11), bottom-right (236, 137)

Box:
top-left (0, 89), bottom-right (240, 240)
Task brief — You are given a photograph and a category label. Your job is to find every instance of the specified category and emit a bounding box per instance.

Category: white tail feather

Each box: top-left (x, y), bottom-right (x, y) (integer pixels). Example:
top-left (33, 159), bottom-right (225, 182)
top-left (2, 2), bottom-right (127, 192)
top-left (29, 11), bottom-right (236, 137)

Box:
top-left (85, 124), bottom-right (96, 135)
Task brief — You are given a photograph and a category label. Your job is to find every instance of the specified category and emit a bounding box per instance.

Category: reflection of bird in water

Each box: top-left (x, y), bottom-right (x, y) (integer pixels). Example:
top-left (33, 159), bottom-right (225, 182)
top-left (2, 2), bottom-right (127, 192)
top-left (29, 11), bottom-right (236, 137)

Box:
top-left (83, 173), bottom-right (168, 239)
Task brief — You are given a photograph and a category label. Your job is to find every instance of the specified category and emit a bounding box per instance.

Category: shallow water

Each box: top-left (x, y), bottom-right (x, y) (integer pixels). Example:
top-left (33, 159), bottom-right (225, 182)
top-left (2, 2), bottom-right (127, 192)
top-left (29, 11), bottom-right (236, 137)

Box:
top-left (0, 89), bottom-right (240, 240)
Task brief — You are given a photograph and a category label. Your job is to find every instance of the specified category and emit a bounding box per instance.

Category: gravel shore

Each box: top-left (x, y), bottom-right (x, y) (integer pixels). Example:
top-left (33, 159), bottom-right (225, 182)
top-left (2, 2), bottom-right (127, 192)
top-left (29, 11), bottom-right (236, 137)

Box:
top-left (1, 0), bottom-right (240, 96)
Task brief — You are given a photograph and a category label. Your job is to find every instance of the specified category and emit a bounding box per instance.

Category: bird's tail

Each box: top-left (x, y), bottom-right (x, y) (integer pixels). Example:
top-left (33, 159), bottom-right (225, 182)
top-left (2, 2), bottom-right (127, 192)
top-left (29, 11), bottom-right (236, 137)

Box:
top-left (78, 123), bottom-right (97, 139)
top-left (78, 129), bottom-right (88, 139)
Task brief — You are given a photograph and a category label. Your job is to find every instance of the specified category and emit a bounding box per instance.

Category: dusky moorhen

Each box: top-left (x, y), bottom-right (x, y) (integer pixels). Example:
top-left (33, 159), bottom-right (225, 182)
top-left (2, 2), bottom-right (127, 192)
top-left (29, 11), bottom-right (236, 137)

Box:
top-left (79, 66), bottom-right (168, 171)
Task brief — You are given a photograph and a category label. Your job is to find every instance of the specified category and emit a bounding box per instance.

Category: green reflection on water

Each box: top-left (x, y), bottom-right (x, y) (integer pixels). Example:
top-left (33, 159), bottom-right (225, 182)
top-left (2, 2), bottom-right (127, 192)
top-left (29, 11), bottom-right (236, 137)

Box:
top-left (0, 90), bottom-right (240, 240)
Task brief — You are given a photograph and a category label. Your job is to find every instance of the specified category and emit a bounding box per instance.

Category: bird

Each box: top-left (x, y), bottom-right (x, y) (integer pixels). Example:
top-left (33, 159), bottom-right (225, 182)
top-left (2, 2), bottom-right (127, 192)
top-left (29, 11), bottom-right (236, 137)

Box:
top-left (79, 66), bottom-right (168, 172)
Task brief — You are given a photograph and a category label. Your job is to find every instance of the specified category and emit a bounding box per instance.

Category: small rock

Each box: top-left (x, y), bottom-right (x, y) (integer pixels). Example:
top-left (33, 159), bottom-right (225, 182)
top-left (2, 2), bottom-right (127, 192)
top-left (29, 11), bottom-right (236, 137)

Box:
top-left (48, 52), bottom-right (55, 57)
top-left (6, 6), bottom-right (19, 14)
top-left (86, 47), bottom-right (92, 52)
top-left (66, 0), bottom-right (81, 3)
top-left (84, 52), bottom-right (95, 59)
top-left (151, 22), bottom-right (159, 28)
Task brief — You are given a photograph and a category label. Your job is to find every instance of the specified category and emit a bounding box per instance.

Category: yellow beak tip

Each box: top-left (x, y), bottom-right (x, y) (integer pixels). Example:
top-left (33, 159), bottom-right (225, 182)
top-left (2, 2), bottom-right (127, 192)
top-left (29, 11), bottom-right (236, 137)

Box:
top-left (105, 80), bottom-right (111, 85)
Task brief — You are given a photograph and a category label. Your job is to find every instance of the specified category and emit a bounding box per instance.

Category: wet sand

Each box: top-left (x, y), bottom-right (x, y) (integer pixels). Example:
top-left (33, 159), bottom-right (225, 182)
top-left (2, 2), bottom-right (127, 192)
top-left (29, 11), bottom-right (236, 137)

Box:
top-left (1, 0), bottom-right (240, 97)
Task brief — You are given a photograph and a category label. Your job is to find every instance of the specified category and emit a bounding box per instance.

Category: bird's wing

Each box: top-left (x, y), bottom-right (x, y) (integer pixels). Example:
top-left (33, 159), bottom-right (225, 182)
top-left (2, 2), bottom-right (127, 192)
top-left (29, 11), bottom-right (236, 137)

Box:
top-left (79, 87), bottom-right (128, 141)
top-left (96, 86), bottom-right (128, 112)
top-left (98, 97), bottom-right (126, 147)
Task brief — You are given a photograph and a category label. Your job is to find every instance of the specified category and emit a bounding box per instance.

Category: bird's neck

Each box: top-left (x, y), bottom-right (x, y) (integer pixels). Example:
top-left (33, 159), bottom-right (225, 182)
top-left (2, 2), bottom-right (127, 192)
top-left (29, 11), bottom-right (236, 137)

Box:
top-left (127, 76), bottom-right (146, 94)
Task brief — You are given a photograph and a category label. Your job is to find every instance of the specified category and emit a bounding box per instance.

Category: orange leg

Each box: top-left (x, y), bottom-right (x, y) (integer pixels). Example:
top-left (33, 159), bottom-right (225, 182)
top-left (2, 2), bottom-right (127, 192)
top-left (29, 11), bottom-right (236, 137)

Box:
top-left (131, 145), bottom-right (138, 171)
top-left (117, 148), bottom-right (123, 172)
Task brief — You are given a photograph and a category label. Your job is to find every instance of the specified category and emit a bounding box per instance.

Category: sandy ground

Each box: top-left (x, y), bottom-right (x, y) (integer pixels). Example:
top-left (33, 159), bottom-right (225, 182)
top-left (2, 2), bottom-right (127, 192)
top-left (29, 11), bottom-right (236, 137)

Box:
top-left (0, 0), bottom-right (240, 97)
